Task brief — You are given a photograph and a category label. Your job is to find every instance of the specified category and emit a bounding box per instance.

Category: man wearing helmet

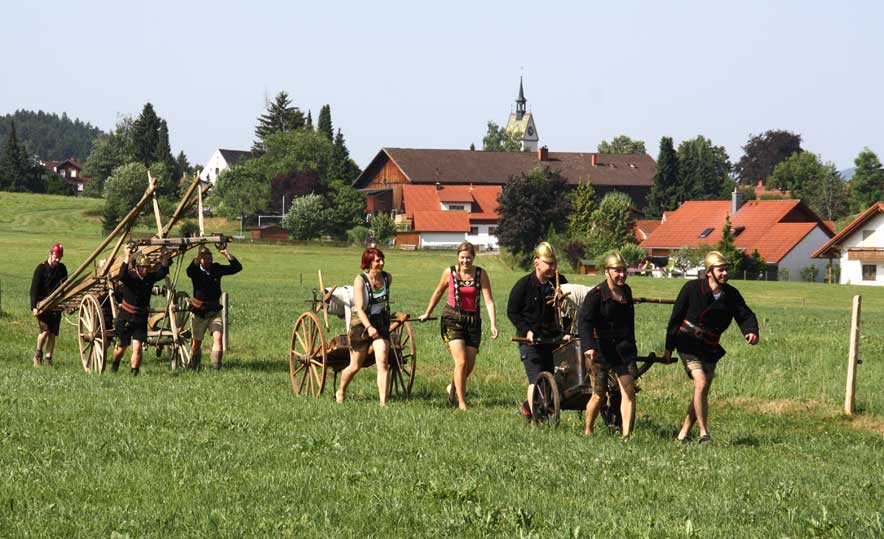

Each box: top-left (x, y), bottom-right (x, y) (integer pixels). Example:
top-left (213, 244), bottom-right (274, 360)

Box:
top-left (579, 251), bottom-right (638, 438)
top-left (186, 244), bottom-right (242, 370)
top-left (507, 241), bottom-right (568, 417)
top-left (109, 245), bottom-right (172, 375)
top-left (30, 243), bottom-right (68, 367)
top-left (663, 250), bottom-right (759, 443)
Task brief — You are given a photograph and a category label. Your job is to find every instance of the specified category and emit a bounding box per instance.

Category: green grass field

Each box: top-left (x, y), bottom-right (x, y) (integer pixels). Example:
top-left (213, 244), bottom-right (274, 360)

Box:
top-left (1, 192), bottom-right (882, 538)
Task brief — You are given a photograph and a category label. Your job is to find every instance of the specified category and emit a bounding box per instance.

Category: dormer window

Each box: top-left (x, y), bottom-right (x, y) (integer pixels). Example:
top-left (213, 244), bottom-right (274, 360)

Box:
top-left (699, 227), bottom-right (714, 238)
top-left (733, 226), bottom-right (745, 236)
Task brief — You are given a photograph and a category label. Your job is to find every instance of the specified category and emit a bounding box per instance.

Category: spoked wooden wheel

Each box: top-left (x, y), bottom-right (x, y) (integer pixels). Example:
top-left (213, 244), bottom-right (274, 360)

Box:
top-left (168, 291), bottom-right (192, 370)
top-left (77, 294), bottom-right (108, 373)
top-left (289, 311), bottom-right (327, 398)
top-left (528, 372), bottom-right (560, 427)
top-left (389, 319), bottom-right (416, 398)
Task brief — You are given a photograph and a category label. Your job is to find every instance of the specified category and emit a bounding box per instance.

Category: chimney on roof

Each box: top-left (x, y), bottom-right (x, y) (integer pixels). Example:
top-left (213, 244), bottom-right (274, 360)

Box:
top-left (591, 154), bottom-right (598, 167)
top-left (435, 181), bottom-right (442, 191)
top-left (732, 188), bottom-right (744, 214)
top-left (537, 146), bottom-right (548, 161)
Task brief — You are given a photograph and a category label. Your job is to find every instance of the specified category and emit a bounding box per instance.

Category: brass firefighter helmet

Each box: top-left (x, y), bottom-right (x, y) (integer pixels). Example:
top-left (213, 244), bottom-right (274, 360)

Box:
top-left (534, 241), bottom-right (557, 264)
top-left (605, 251), bottom-right (627, 269)
top-left (704, 250), bottom-right (729, 272)
top-left (132, 252), bottom-right (149, 267)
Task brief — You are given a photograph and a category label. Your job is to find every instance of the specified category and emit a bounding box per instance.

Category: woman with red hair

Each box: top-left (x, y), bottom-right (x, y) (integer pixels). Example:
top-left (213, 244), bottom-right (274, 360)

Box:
top-left (336, 248), bottom-right (393, 405)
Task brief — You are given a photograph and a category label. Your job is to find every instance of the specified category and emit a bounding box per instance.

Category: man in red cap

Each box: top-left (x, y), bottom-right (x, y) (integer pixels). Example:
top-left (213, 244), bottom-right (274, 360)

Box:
top-left (30, 243), bottom-right (68, 367)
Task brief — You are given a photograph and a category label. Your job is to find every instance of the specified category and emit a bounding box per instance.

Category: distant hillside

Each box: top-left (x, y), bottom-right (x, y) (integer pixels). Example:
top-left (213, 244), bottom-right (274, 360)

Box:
top-left (839, 167), bottom-right (855, 181)
top-left (0, 110), bottom-right (104, 161)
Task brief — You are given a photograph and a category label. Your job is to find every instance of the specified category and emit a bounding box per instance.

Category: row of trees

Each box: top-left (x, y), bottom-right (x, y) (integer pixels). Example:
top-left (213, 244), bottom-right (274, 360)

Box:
top-left (212, 92), bottom-right (365, 241)
top-left (0, 122), bottom-right (72, 194)
top-left (0, 110), bottom-right (102, 163)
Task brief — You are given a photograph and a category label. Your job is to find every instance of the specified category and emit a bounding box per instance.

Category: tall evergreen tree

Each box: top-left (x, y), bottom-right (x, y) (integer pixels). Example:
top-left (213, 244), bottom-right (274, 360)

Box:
top-left (153, 120), bottom-right (178, 177)
top-left (567, 181), bottom-right (597, 238)
top-left (849, 148), bottom-right (884, 212)
top-left (317, 105), bottom-right (333, 142)
top-left (176, 151), bottom-right (192, 178)
top-left (253, 92), bottom-right (306, 153)
top-left (0, 122), bottom-right (40, 192)
top-left (0, 109), bottom-right (102, 161)
top-left (305, 110), bottom-right (314, 131)
top-left (645, 136), bottom-right (679, 218)
top-left (331, 129), bottom-right (362, 183)
top-left (677, 136), bottom-right (731, 201)
top-left (132, 103), bottom-right (161, 166)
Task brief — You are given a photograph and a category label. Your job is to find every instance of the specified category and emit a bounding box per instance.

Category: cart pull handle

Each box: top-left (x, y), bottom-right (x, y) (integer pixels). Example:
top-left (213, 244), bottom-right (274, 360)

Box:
top-left (633, 297), bottom-right (676, 304)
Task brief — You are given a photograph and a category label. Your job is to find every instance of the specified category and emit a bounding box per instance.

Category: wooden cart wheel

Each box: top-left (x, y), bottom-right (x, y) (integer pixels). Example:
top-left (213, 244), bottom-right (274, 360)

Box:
top-left (388, 319), bottom-right (416, 398)
top-left (168, 291), bottom-right (192, 370)
top-left (289, 311), bottom-right (328, 398)
top-left (528, 371), bottom-right (560, 427)
top-left (77, 294), bottom-right (107, 373)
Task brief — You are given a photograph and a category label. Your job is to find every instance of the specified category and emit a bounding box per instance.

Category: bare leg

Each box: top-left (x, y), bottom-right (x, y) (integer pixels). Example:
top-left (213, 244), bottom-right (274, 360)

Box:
top-left (374, 339), bottom-right (390, 406)
top-left (678, 369), bottom-right (713, 439)
top-left (617, 374), bottom-right (636, 438)
top-left (111, 345), bottom-right (127, 372)
top-left (131, 340), bottom-right (144, 369)
top-left (448, 340), bottom-right (474, 410)
top-left (44, 335), bottom-right (56, 359)
top-left (210, 330), bottom-right (224, 368)
top-left (584, 393), bottom-right (605, 435)
top-left (337, 348), bottom-right (366, 402)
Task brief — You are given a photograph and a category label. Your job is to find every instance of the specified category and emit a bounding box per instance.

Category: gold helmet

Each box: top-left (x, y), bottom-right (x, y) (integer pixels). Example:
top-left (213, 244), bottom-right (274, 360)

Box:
top-left (704, 250), bottom-right (729, 272)
top-left (534, 241), bottom-right (557, 263)
top-left (605, 251), bottom-right (627, 269)
top-left (132, 252), bottom-right (149, 267)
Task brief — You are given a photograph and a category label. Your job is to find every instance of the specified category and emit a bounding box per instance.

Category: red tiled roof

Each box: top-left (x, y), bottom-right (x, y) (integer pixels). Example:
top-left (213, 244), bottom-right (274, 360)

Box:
top-left (413, 210), bottom-right (470, 232)
top-left (356, 148), bottom-right (656, 188)
top-left (435, 185), bottom-right (474, 202)
top-left (641, 199), bottom-right (831, 263)
top-left (635, 219), bottom-right (661, 241)
top-left (812, 202), bottom-right (884, 258)
top-left (754, 180), bottom-right (790, 198)
top-left (402, 184), bottom-right (501, 221)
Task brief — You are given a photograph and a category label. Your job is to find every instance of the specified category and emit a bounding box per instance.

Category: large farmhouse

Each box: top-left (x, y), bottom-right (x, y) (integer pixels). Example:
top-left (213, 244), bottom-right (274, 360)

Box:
top-left (640, 194), bottom-right (834, 281)
top-left (40, 158), bottom-right (89, 195)
top-left (812, 202), bottom-right (884, 285)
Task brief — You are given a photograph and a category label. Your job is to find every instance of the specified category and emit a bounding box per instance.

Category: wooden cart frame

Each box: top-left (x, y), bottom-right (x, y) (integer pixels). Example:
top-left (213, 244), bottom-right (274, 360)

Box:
top-left (288, 272), bottom-right (417, 400)
top-left (35, 174), bottom-right (229, 373)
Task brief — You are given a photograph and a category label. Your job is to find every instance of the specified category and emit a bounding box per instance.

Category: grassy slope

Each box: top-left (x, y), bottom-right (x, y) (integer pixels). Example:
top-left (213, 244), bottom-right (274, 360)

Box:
top-left (0, 192), bottom-right (882, 538)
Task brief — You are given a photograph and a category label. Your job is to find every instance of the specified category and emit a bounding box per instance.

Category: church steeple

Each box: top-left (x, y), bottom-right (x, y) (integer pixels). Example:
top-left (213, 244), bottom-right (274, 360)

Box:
top-left (515, 77), bottom-right (527, 120)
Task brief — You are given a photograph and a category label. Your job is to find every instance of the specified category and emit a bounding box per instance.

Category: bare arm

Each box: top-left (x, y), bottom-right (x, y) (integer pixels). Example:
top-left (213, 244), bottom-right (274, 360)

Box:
top-left (418, 268), bottom-right (450, 321)
top-left (480, 269), bottom-right (498, 339)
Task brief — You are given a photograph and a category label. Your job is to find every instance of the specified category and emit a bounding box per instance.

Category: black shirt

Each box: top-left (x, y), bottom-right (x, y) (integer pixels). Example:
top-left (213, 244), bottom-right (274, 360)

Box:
top-left (665, 277), bottom-right (759, 361)
top-left (186, 257), bottom-right (242, 304)
top-left (116, 262), bottom-right (169, 318)
top-left (507, 272), bottom-right (568, 338)
top-left (31, 261), bottom-right (68, 309)
top-left (578, 280), bottom-right (635, 351)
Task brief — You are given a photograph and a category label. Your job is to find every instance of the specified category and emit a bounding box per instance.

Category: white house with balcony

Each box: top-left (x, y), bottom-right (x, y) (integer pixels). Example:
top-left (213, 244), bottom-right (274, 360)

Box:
top-left (813, 202), bottom-right (884, 285)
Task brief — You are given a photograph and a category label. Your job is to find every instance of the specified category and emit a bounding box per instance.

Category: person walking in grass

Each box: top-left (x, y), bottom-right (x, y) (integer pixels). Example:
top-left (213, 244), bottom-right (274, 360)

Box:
top-left (30, 243), bottom-right (67, 367)
top-left (109, 246), bottom-right (171, 376)
top-left (336, 248), bottom-right (393, 406)
top-left (580, 252), bottom-right (638, 439)
top-left (418, 241), bottom-right (499, 410)
top-left (507, 241), bottom-right (568, 418)
top-left (187, 245), bottom-right (242, 370)
top-left (663, 250), bottom-right (759, 443)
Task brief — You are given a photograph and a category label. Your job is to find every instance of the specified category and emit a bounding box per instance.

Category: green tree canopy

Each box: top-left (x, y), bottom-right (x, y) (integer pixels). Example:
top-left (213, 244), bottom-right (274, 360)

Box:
top-left (849, 148), bottom-right (884, 213)
top-left (734, 130), bottom-right (803, 185)
top-left (253, 91), bottom-right (306, 153)
top-left (586, 192), bottom-right (636, 257)
top-left (769, 152), bottom-right (849, 220)
top-left (0, 109), bottom-right (102, 161)
top-left (212, 160), bottom-right (271, 221)
top-left (83, 117), bottom-right (135, 197)
top-left (482, 121), bottom-right (522, 152)
top-left (283, 194), bottom-right (326, 240)
top-left (0, 121), bottom-right (43, 192)
top-left (597, 135), bottom-right (646, 155)
top-left (677, 135), bottom-right (732, 201)
top-left (102, 162), bottom-right (150, 230)
top-left (496, 167), bottom-right (572, 264)
top-left (645, 136), bottom-right (679, 218)
top-left (322, 180), bottom-right (366, 239)
top-left (132, 103), bottom-right (162, 167)
top-left (317, 105), bottom-right (333, 141)
top-left (566, 180), bottom-right (597, 238)
top-left (331, 129), bottom-right (362, 183)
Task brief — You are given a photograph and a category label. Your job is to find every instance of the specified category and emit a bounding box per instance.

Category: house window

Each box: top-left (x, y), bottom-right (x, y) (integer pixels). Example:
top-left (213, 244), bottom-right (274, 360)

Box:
top-left (733, 226), bottom-right (745, 236)
top-left (448, 204), bottom-right (465, 211)
top-left (862, 264), bottom-right (876, 281)
top-left (699, 227), bottom-right (714, 238)
top-left (71, 169), bottom-right (77, 178)
top-left (489, 226), bottom-right (497, 235)
top-left (469, 226), bottom-right (479, 235)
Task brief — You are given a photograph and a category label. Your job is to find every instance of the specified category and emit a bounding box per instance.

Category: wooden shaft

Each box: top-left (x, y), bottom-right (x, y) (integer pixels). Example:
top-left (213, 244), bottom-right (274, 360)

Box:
top-left (844, 294), bottom-right (862, 415)
top-left (222, 292), bottom-right (229, 352)
top-left (633, 297), bottom-right (676, 304)
top-left (198, 183), bottom-right (205, 237)
top-left (160, 174), bottom-right (203, 237)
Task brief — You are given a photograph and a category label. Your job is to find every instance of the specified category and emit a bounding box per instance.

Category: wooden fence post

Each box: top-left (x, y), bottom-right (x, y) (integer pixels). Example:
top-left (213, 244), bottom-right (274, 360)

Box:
top-left (844, 295), bottom-right (862, 415)
top-left (222, 292), bottom-right (229, 352)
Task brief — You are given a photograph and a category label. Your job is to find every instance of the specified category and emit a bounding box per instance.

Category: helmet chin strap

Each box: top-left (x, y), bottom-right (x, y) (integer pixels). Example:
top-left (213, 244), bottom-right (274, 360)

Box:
top-left (708, 267), bottom-right (726, 287)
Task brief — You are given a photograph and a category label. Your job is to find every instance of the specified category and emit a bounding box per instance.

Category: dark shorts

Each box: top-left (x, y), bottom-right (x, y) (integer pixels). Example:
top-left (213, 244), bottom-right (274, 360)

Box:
top-left (520, 342), bottom-right (557, 384)
top-left (588, 340), bottom-right (638, 393)
top-left (37, 312), bottom-right (62, 336)
top-left (115, 315), bottom-right (148, 347)
top-left (348, 313), bottom-right (390, 353)
top-left (440, 305), bottom-right (481, 350)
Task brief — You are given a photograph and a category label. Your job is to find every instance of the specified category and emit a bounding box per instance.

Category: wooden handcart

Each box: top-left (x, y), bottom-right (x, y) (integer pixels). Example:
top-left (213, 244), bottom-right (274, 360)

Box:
top-left (288, 272), bottom-right (418, 399)
top-left (34, 173), bottom-right (229, 373)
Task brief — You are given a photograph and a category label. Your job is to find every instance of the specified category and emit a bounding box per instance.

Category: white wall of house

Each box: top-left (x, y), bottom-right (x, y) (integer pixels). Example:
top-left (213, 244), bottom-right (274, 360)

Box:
top-left (199, 150), bottom-right (227, 184)
top-left (778, 226), bottom-right (831, 282)
top-left (419, 232), bottom-right (466, 248)
top-left (466, 224), bottom-right (499, 250)
top-left (838, 212), bottom-right (884, 286)
top-left (440, 202), bottom-right (472, 212)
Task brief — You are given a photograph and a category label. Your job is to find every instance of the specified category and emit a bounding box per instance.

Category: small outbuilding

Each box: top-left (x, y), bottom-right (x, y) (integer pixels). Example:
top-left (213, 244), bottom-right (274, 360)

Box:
top-left (250, 224), bottom-right (289, 242)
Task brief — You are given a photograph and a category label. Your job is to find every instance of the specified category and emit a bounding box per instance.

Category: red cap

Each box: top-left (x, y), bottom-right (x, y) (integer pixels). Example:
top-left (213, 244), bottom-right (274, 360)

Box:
top-left (50, 243), bottom-right (64, 258)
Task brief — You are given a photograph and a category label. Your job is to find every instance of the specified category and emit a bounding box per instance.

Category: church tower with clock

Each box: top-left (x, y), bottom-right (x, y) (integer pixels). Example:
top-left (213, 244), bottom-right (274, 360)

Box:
top-left (505, 77), bottom-right (539, 151)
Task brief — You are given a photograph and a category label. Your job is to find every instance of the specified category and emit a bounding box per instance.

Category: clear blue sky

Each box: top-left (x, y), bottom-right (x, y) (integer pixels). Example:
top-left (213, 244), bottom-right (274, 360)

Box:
top-left (2, 0), bottom-right (882, 172)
